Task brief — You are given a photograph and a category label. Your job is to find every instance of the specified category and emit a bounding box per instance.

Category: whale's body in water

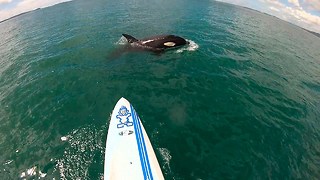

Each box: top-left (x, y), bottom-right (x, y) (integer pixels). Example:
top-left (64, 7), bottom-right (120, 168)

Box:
top-left (122, 34), bottom-right (188, 52)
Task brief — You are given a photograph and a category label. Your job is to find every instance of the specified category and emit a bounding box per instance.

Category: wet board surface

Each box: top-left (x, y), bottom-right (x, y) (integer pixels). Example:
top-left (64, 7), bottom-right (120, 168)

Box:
top-left (104, 97), bottom-right (164, 180)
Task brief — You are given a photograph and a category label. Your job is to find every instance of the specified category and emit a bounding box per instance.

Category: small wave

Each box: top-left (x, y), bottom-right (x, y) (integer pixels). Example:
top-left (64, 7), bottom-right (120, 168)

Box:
top-left (115, 36), bottom-right (128, 45)
top-left (158, 148), bottom-right (172, 173)
top-left (56, 126), bottom-right (105, 179)
top-left (176, 39), bottom-right (199, 53)
top-left (19, 166), bottom-right (47, 179)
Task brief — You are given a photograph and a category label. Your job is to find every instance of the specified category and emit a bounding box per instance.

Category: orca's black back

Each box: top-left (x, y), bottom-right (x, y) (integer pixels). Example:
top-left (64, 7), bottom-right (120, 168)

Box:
top-left (141, 35), bottom-right (187, 50)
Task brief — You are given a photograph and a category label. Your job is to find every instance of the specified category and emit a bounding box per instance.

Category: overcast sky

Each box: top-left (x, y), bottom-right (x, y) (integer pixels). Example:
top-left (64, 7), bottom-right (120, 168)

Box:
top-left (0, 0), bottom-right (319, 33)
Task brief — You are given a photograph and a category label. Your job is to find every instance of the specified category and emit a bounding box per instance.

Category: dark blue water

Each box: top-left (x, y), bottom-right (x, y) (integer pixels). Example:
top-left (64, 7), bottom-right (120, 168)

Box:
top-left (1, 0), bottom-right (320, 179)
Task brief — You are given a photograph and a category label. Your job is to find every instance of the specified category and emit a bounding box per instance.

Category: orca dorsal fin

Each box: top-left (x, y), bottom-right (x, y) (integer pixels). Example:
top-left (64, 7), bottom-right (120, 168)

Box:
top-left (122, 34), bottom-right (139, 43)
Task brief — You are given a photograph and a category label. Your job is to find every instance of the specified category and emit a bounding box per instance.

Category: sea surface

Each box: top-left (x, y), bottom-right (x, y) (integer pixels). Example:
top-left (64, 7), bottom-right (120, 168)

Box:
top-left (1, 0), bottom-right (320, 179)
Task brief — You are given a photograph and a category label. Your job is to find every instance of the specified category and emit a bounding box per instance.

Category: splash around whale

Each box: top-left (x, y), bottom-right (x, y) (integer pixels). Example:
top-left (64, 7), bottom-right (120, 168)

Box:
top-left (122, 33), bottom-right (189, 52)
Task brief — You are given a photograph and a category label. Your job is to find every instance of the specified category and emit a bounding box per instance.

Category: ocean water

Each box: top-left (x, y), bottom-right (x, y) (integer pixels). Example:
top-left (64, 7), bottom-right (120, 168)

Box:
top-left (1, 0), bottom-right (320, 179)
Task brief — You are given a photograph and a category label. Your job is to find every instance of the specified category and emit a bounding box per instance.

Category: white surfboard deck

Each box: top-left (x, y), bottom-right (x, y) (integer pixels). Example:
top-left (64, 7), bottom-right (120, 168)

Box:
top-left (104, 97), bottom-right (164, 180)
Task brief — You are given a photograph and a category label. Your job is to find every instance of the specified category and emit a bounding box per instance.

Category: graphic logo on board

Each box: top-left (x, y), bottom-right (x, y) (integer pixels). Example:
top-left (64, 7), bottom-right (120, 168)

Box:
top-left (116, 106), bottom-right (133, 128)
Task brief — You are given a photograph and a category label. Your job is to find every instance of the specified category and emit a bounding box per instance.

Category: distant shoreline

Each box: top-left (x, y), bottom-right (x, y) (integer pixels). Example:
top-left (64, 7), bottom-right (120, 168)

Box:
top-left (305, 29), bottom-right (320, 38)
top-left (0, 8), bottom-right (41, 24)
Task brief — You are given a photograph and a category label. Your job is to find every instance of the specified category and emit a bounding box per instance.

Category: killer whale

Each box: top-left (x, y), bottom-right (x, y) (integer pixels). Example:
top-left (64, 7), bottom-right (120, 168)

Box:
top-left (122, 33), bottom-right (188, 52)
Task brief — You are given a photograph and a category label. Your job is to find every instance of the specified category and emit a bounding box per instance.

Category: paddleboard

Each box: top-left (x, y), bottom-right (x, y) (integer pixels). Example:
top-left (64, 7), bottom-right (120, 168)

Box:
top-left (104, 97), bottom-right (164, 180)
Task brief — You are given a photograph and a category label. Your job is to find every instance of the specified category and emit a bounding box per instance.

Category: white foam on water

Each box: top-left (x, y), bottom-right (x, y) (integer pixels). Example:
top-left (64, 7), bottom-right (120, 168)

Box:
top-left (61, 136), bottom-right (68, 141)
top-left (20, 172), bottom-right (26, 178)
top-left (56, 126), bottom-right (105, 179)
top-left (115, 36), bottom-right (128, 45)
top-left (27, 166), bottom-right (36, 176)
top-left (176, 39), bottom-right (199, 53)
top-left (20, 166), bottom-right (44, 179)
top-left (39, 170), bottom-right (47, 178)
top-left (158, 148), bottom-right (172, 173)
top-left (4, 160), bottom-right (13, 165)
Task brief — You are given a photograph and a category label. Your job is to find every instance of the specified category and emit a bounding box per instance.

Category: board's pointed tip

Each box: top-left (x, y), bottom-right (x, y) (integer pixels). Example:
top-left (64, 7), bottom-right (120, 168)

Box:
top-left (118, 97), bottom-right (129, 104)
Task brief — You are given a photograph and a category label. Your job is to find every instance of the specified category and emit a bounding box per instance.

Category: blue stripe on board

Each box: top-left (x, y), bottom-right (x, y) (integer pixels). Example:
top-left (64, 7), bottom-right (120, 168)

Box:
top-left (131, 105), bottom-right (147, 180)
top-left (134, 111), bottom-right (148, 177)
top-left (136, 115), bottom-right (153, 180)
top-left (135, 112), bottom-right (152, 179)
top-left (131, 104), bottom-right (153, 180)
top-left (133, 106), bottom-right (153, 180)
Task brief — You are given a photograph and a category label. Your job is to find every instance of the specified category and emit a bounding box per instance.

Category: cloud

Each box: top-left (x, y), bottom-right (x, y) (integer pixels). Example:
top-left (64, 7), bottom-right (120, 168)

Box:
top-left (288, 0), bottom-right (300, 7)
top-left (0, 0), bottom-right (12, 4)
top-left (262, 0), bottom-right (320, 32)
top-left (269, 6), bottom-right (280, 12)
top-left (303, 0), bottom-right (320, 11)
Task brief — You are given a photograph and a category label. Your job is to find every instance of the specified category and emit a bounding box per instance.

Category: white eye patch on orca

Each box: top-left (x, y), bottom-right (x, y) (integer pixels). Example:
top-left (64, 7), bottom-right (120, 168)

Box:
top-left (164, 42), bottom-right (176, 47)
top-left (163, 42), bottom-right (176, 47)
